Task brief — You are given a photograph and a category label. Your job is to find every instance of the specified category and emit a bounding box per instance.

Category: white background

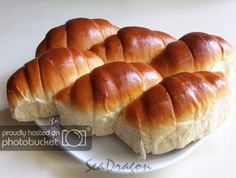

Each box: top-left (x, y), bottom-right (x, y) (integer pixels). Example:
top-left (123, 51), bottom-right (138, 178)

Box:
top-left (0, 0), bottom-right (236, 177)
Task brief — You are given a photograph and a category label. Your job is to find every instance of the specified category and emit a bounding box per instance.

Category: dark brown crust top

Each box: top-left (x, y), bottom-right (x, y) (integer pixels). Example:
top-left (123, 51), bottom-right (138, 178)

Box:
top-left (36, 18), bottom-right (119, 57)
top-left (151, 32), bottom-right (235, 77)
top-left (90, 27), bottom-right (176, 63)
top-left (7, 48), bottom-right (103, 111)
top-left (124, 71), bottom-right (229, 129)
top-left (54, 62), bottom-right (162, 117)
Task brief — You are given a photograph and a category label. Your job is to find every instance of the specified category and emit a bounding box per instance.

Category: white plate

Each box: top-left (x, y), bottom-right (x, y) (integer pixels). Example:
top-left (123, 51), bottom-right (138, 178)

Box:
top-left (35, 118), bottom-right (206, 174)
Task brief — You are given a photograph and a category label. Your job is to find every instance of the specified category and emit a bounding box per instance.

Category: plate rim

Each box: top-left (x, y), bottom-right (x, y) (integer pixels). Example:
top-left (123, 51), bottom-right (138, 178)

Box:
top-left (35, 118), bottom-right (206, 174)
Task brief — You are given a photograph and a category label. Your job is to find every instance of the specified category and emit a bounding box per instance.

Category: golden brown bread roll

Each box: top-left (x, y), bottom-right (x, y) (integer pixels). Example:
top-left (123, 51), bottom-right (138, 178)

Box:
top-left (36, 18), bottom-right (119, 57)
top-left (53, 62), bottom-right (162, 136)
top-left (7, 48), bottom-right (104, 121)
top-left (90, 27), bottom-right (176, 63)
top-left (150, 32), bottom-right (236, 78)
top-left (113, 71), bottom-right (230, 159)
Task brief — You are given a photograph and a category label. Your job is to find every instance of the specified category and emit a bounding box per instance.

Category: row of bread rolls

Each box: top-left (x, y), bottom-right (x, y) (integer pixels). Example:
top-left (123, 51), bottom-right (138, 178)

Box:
top-left (7, 18), bottom-right (236, 158)
top-left (7, 18), bottom-right (176, 121)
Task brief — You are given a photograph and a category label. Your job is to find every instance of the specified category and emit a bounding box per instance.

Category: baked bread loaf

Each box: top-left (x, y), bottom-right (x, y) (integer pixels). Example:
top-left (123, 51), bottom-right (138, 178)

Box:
top-left (53, 62), bottom-right (162, 136)
top-left (151, 32), bottom-right (236, 78)
top-left (90, 27), bottom-right (176, 63)
top-left (7, 48), bottom-right (104, 121)
top-left (36, 18), bottom-right (119, 57)
top-left (113, 71), bottom-right (230, 159)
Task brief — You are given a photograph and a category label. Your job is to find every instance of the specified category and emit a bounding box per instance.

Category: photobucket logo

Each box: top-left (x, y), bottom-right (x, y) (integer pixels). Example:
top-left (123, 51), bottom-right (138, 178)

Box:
top-left (0, 125), bottom-right (92, 151)
top-left (61, 129), bottom-right (87, 148)
top-left (1, 137), bottom-right (58, 148)
top-left (0, 128), bottom-right (60, 150)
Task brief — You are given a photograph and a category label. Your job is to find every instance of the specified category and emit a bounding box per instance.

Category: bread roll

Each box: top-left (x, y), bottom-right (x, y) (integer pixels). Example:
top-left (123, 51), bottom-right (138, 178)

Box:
top-left (90, 27), bottom-right (175, 63)
top-left (113, 71), bottom-right (230, 159)
top-left (7, 48), bottom-right (104, 121)
top-left (151, 32), bottom-right (236, 79)
top-left (36, 18), bottom-right (119, 56)
top-left (53, 62), bottom-right (162, 136)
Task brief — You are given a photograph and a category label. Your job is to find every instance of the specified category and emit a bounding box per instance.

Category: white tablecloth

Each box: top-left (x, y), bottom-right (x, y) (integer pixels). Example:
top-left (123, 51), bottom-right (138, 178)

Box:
top-left (1, 0), bottom-right (236, 177)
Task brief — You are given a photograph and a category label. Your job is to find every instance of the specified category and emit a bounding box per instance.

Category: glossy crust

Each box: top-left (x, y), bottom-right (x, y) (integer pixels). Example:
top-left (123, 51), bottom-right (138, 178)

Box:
top-left (36, 18), bottom-right (119, 56)
top-left (90, 27), bottom-right (176, 63)
top-left (54, 62), bottom-right (162, 136)
top-left (113, 71), bottom-right (230, 159)
top-left (7, 48), bottom-right (104, 121)
top-left (8, 22), bottom-right (236, 127)
top-left (151, 32), bottom-right (236, 78)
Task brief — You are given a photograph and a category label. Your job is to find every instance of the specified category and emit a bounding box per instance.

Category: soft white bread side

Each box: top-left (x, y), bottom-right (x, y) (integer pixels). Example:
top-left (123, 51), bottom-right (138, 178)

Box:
top-left (113, 71), bottom-right (230, 159)
top-left (53, 62), bottom-right (162, 136)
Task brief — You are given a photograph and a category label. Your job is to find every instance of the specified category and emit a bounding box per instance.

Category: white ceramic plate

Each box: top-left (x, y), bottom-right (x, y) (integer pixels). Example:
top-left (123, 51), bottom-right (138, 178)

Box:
top-left (35, 118), bottom-right (206, 174)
